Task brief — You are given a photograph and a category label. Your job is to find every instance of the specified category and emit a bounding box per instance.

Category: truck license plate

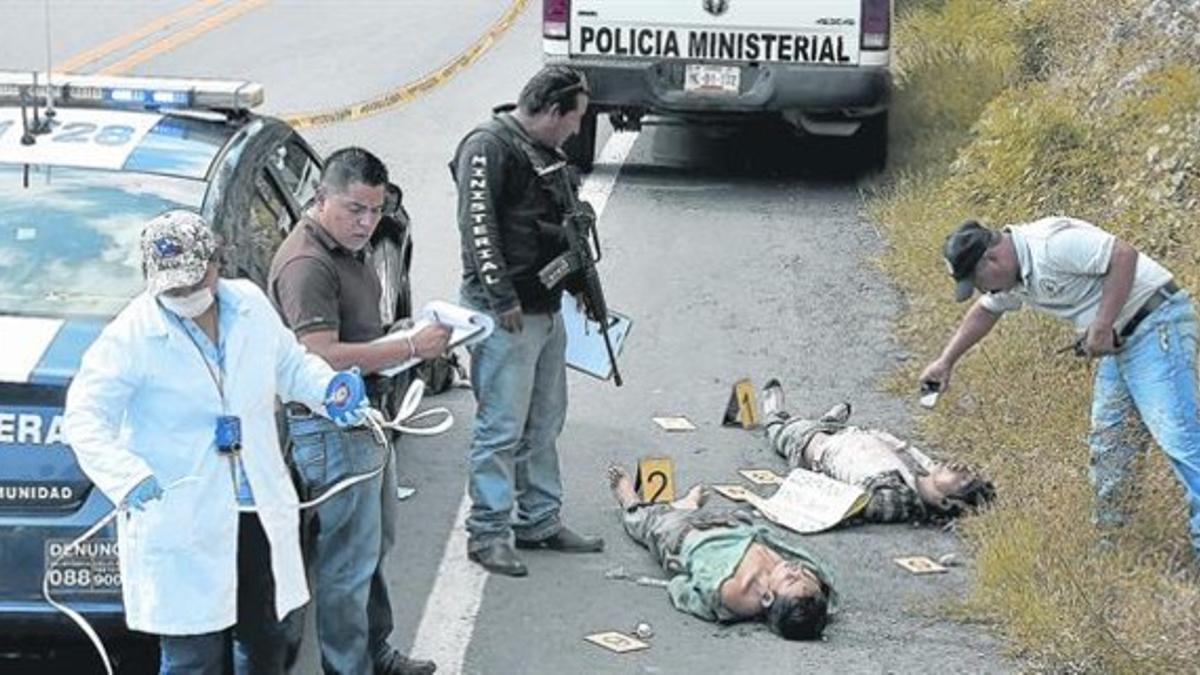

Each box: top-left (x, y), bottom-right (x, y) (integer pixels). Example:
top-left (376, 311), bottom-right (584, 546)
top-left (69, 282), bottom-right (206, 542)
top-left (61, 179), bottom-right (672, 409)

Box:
top-left (684, 64), bottom-right (740, 94)
top-left (44, 537), bottom-right (122, 594)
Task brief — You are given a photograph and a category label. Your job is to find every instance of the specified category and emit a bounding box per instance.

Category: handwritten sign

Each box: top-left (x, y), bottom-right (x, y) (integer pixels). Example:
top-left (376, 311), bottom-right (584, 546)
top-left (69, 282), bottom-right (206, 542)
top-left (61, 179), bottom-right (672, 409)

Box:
top-left (754, 468), bottom-right (869, 534)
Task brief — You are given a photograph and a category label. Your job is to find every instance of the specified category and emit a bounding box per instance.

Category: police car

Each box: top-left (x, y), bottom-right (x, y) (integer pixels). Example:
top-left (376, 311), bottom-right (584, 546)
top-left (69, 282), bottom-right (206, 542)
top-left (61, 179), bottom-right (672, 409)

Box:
top-left (0, 71), bottom-right (411, 667)
top-left (544, 0), bottom-right (893, 171)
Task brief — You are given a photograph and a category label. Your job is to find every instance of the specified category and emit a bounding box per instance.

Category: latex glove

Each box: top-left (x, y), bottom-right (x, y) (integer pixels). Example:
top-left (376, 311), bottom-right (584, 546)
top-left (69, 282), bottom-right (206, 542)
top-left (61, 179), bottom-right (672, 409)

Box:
top-left (325, 367), bottom-right (370, 428)
top-left (123, 476), bottom-right (163, 511)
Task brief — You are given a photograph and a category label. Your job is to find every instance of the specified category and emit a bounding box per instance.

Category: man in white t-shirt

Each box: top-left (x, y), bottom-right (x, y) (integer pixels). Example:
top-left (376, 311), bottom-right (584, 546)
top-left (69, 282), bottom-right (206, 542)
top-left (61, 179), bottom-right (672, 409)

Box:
top-left (920, 217), bottom-right (1200, 555)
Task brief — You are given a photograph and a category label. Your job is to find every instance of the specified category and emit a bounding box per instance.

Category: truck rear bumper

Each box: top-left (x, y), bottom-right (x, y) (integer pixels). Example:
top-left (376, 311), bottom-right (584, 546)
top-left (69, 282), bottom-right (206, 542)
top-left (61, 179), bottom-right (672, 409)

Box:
top-left (552, 57), bottom-right (891, 118)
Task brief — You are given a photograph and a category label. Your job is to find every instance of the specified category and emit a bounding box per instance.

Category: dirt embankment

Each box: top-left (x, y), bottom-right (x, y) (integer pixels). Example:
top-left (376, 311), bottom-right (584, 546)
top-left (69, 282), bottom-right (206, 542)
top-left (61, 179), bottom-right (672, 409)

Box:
top-left (873, 0), bottom-right (1200, 671)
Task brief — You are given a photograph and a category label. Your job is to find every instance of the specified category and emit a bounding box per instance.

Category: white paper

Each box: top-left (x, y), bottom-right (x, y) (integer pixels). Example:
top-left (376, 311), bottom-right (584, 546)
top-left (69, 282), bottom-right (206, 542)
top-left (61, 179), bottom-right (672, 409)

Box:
top-left (754, 468), bottom-right (870, 534)
top-left (374, 301), bottom-right (493, 377)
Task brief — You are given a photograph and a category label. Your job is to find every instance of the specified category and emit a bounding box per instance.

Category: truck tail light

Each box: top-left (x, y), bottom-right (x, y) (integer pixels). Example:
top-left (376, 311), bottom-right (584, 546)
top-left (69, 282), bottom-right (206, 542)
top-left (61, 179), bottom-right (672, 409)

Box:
top-left (544, 0), bottom-right (570, 39)
top-left (860, 0), bottom-right (891, 50)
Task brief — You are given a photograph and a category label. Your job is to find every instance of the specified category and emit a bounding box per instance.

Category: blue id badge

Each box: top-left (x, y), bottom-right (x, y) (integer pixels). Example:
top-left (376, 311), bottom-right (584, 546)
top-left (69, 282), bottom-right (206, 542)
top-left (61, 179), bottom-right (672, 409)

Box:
top-left (216, 415), bottom-right (243, 455)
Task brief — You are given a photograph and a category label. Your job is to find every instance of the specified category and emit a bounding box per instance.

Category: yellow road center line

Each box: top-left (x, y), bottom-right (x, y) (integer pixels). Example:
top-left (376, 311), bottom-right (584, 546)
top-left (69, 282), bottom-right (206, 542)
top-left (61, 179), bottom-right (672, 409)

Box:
top-left (283, 0), bottom-right (531, 129)
top-left (100, 0), bottom-right (270, 76)
top-left (55, 0), bottom-right (222, 74)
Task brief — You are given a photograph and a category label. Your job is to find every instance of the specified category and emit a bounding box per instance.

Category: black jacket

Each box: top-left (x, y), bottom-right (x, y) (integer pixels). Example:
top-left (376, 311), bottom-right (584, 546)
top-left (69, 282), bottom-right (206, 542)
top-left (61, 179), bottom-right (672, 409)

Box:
top-left (450, 107), bottom-right (572, 315)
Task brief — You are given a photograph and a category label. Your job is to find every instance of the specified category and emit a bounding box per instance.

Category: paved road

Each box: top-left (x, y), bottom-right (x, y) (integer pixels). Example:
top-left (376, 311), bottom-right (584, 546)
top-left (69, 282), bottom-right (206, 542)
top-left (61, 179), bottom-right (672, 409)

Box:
top-left (2, 2), bottom-right (1010, 673)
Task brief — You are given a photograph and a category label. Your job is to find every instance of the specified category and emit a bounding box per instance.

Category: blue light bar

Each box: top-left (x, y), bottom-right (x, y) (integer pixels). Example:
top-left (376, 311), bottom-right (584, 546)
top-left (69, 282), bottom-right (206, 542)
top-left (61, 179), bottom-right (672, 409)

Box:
top-left (0, 72), bottom-right (263, 112)
top-left (104, 88), bottom-right (193, 107)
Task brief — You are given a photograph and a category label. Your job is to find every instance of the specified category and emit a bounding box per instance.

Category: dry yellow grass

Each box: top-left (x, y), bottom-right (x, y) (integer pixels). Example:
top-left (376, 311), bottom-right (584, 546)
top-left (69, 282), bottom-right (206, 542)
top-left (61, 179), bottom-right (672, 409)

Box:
top-left (873, 0), bottom-right (1200, 670)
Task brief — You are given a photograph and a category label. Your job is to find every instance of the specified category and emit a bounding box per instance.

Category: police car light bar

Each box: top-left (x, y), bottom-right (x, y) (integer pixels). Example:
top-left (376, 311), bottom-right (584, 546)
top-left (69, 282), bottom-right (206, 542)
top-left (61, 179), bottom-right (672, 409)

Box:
top-left (0, 72), bottom-right (264, 113)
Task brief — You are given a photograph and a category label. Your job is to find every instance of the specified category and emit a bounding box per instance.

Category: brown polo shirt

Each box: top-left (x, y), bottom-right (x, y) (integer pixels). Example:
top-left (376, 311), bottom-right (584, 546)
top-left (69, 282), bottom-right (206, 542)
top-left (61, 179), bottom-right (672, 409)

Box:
top-left (268, 216), bottom-right (384, 344)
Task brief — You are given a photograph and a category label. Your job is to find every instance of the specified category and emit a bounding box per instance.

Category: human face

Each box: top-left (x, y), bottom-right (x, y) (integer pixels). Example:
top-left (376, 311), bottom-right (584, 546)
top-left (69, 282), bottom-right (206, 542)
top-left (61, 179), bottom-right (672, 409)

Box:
top-left (764, 561), bottom-right (823, 606)
top-left (971, 242), bottom-right (1019, 295)
top-left (551, 93), bottom-right (590, 148)
top-left (918, 465), bottom-right (978, 511)
top-left (316, 181), bottom-right (387, 252)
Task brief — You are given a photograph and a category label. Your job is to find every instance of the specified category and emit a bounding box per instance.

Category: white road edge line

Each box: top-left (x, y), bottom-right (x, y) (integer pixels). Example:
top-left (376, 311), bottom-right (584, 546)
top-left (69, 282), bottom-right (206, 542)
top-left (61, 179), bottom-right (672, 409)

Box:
top-left (409, 128), bottom-right (640, 672)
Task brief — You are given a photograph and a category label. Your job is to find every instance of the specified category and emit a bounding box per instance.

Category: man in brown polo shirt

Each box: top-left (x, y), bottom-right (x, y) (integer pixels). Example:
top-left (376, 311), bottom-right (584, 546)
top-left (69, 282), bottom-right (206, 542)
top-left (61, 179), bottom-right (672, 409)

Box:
top-left (269, 147), bottom-right (448, 675)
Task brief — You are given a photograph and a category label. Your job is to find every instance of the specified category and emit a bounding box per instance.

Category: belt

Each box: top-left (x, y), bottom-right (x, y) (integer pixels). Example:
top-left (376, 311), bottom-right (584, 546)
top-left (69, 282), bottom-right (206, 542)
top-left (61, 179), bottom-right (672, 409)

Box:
top-left (286, 375), bottom-right (390, 417)
top-left (1119, 280), bottom-right (1180, 338)
top-left (286, 402), bottom-right (315, 416)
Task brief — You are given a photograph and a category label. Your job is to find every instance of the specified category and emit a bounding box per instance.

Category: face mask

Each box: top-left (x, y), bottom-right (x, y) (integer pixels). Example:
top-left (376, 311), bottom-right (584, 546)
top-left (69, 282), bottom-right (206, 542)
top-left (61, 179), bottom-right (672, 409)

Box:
top-left (159, 287), bottom-right (214, 318)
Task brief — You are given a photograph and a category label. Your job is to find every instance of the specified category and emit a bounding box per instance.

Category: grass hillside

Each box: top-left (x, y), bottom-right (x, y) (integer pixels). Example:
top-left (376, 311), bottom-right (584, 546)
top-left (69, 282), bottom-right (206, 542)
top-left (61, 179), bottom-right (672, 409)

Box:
top-left (873, 0), bottom-right (1200, 670)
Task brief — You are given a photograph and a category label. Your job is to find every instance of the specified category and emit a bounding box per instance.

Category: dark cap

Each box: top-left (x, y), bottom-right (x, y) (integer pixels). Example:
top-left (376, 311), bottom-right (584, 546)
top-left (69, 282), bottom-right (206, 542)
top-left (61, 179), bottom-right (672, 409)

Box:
top-left (943, 220), bottom-right (997, 302)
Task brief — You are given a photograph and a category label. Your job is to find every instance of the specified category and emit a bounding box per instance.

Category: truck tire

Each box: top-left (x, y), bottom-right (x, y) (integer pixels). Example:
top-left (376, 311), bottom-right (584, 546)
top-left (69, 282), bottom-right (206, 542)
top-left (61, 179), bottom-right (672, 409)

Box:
top-left (564, 109), bottom-right (598, 173)
top-left (858, 112), bottom-right (889, 173)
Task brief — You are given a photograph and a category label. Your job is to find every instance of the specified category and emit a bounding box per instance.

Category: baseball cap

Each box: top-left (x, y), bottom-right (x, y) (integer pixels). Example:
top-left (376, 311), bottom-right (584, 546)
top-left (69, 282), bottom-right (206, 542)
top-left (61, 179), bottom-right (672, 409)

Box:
top-left (943, 220), bottom-right (997, 302)
top-left (140, 209), bottom-right (217, 295)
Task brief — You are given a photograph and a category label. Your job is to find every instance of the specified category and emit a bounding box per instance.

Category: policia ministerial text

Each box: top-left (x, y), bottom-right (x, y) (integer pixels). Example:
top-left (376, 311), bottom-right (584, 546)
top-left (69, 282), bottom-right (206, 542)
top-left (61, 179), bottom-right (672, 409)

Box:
top-left (577, 26), bottom-right (852, 64)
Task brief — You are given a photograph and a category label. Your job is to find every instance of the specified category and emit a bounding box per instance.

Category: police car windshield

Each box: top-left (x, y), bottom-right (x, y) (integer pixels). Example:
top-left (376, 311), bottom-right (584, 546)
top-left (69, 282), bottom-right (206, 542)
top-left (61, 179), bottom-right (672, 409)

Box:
top-left (0, 164), bottom-right (205, 317)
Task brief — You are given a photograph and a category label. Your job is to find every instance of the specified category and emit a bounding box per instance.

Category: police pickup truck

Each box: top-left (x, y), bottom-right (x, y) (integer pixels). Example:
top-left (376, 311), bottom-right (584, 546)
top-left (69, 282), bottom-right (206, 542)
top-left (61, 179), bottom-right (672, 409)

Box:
top-left (0, 72), bottom-right (411, 670)
top-left (543, 0), bottom-right (893, 171)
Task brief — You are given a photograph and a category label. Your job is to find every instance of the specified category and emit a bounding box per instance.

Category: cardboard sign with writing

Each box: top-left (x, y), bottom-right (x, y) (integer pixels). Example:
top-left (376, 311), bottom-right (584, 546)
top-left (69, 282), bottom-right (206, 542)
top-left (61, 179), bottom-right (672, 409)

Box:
top-left (584, 631), bottom-right (650, 654)
top-left (894, 556), bottom-right (948, 575)
top-left (635, 457), bottom-right (675, 503)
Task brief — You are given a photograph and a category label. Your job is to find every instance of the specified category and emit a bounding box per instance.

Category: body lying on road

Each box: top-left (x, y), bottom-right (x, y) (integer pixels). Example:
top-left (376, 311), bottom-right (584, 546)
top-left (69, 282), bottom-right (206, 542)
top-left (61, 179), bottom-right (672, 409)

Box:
top-left (607, 466), bottom-right (836, 641)
top-left (762, 382), bottom-right (995, 523)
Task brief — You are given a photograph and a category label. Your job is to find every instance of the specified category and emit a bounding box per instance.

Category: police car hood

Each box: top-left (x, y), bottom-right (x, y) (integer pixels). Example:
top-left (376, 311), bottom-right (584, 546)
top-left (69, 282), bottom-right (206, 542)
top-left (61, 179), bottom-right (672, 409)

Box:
top-left (0, 316), bottom-right (108, 511)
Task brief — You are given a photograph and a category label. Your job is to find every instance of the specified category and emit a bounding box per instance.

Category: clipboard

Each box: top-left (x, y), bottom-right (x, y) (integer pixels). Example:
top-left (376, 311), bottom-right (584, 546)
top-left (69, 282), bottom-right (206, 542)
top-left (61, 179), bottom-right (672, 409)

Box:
top-left (561, 291), bottom-right (631, 381)
top-left (373, 301), bottom-right (493, 377)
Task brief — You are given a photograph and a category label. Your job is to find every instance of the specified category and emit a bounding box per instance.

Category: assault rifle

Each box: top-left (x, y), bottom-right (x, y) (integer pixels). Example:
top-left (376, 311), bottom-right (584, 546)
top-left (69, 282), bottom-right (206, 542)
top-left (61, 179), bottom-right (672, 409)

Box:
top-left (536, 160), bottom-right (623, 387)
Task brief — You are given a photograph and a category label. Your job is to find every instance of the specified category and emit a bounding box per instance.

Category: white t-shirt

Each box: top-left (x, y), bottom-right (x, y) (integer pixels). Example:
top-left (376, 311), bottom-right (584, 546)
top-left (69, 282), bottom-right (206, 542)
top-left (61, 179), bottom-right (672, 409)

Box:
top-left (814, 427), bottom-right (938, 491)
top-left (981, 217), bottom-right (1173, 334)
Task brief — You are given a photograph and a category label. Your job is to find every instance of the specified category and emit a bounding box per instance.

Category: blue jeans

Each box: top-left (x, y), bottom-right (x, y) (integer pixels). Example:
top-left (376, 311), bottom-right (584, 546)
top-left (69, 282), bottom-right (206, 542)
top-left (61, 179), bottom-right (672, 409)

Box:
top-left (465, 309), bottom-right (568, 552)
top-left (161, 515), bottom-right (292, 675)
top-left (287, 413), bottom-right (386, 675)
top-left (1088, 291), bottom-right (1200, 553)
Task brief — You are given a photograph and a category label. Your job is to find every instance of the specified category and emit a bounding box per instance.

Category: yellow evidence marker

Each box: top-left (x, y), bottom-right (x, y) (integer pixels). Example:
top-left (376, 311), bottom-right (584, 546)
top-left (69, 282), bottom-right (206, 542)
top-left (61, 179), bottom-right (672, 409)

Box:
top-left (635, 456), bottom-right (676, 503)
top-left (721, 377), bottom-right (760, 429)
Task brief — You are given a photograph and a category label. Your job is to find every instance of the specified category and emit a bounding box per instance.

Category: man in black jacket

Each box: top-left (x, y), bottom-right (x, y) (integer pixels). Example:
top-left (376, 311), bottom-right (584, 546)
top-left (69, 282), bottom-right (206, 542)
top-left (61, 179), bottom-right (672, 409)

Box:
top-left (450, 65), bottom-right (604, 576)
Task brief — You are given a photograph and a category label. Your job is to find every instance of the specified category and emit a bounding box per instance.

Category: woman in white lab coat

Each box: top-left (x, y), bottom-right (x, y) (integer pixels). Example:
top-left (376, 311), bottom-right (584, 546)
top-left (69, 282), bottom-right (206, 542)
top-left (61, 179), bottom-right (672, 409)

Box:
top-left (64, 210), bottom-right (363, 674)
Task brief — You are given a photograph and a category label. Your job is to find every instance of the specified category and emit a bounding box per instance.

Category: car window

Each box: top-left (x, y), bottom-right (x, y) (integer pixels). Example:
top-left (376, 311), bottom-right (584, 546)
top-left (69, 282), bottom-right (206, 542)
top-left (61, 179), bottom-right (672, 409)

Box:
top-left (236, 171), bottom-right (293, 284)
top-left (270, 137), bottom-right (320, 208)
top-left (0, 164), bottom-right (205, 317)
top-left (121, 115), bottom-right (236, 180)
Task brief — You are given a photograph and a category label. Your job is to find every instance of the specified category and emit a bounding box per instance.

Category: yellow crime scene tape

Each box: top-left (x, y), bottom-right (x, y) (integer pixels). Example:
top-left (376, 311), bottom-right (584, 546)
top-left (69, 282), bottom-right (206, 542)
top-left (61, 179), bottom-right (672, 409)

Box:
top-left (283, 0), bottom-right (531, 129)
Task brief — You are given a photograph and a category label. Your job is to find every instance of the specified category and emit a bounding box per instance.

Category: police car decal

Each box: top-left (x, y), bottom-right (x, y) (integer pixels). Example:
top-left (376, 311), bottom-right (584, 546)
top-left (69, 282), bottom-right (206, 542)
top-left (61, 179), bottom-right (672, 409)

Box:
top-left (0, 316), bottom-right (105, 385)
top-left (0, 108), bottom-right (161, 170)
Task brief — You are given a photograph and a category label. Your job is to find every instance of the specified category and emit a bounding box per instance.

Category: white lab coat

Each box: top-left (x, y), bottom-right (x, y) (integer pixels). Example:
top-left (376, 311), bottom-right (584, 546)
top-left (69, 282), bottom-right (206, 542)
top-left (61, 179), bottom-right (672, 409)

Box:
top-left (64, 279), bottom-right (334, 635)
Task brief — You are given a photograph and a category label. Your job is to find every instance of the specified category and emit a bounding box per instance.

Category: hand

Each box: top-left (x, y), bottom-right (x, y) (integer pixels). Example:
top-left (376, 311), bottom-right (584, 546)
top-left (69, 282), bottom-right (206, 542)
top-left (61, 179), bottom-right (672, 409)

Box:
top-left (325, 367), bottom-right (369, 428)
top-left (411, 323), bottom-right (451, 359)
top-left (918, 359), bottom-right (953, 393)
top-left (123, 476), bottom-right (163, 511)
top-left (498, 306), bottom-right (523, 333)
top-left (1083, 323), bottom-right (1119, 357)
